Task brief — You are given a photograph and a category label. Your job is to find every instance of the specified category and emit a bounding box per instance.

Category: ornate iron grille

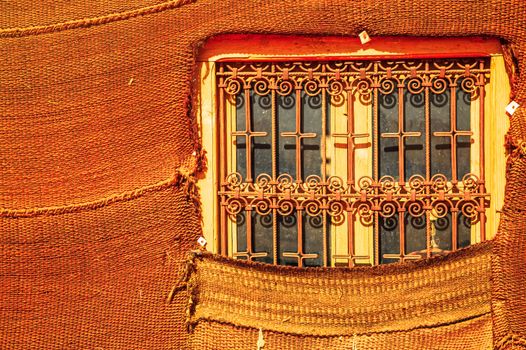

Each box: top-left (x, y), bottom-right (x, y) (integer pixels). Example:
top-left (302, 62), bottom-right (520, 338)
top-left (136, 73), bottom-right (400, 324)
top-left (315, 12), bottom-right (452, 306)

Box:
top-left (216, 58), bottom-right (490, 267)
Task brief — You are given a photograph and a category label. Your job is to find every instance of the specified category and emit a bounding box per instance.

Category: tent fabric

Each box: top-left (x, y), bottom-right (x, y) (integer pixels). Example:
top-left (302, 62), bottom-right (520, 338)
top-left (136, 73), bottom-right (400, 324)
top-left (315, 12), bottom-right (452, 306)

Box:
top-left (188, 314), bottom-right (494, 350)
top-left (185, 244), bottom-right (493, 348)
top-left (1, 0), bottom-right (525, 349)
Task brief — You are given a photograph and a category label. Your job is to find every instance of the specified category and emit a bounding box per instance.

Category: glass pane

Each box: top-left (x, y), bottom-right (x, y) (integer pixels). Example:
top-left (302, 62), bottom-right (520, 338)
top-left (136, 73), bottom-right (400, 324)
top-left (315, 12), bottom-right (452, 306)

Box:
top-left (434, 214), bottom-right (453, 251)
top-left (252, 93), bottom-right (272, 178)
top-left (252, 213), bottom-right (273, 264)
top-left (236, 212), bottom-right (247, 257)
top-left (404, 92), bottom-right (426, 179)
top-left (279, 213), bottom-right (299, 266)
top-left (458, 213), bottom-right (472, 248)
top-left (277, 93), bottom-right (296, 176)
top-left (430, 91), bottom-right (452, 178)
top-left (301, 93), bottom-right (322, 179)
top-left (378, 92), bottom-right (399, 179)
top-left (235, 94), bottom-right (247, 178)
top-left (304, 214), bottom-right (324, 267)
top-left (230, 76), bottom-right (247, 260)
top-left (405, 214), bottom-right (427, 254)
top-left (457, 86), bottom-right (471, 179)
top-left (379, 215), bottom-right (399, 264)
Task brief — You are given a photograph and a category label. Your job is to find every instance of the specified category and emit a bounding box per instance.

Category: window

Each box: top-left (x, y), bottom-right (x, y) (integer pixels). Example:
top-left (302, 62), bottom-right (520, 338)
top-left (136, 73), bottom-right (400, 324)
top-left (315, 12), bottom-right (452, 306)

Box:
top-left (198, 35), bottom-right (509, 267)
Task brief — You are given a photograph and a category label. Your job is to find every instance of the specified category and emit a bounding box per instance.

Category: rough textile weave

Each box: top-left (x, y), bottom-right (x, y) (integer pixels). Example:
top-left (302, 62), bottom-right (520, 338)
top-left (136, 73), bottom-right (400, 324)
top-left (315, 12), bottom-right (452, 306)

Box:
top-left (189, 315), bottom-right (494, 350)
top-left (0, 0), bottom-right (525, 349)
top-left (185, 244), bottom-right (493, 347)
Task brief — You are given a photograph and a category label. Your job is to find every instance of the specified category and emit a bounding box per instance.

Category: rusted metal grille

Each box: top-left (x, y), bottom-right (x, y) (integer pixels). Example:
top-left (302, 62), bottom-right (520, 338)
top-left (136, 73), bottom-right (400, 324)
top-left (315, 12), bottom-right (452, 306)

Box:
top-left (216, 59), bottom-right (491, 267)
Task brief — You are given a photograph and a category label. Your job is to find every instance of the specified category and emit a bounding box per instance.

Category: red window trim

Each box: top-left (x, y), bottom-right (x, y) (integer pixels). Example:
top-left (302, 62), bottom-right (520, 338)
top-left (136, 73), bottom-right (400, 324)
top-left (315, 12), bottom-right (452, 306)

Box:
top-left (198, 34), bottom-right (502, 62)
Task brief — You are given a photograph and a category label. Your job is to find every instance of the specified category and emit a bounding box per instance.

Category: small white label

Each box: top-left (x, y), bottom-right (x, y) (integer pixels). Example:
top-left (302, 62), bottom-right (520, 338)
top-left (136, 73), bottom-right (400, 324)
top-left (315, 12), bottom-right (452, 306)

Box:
top-left (257, 328), bottom-right (265, 350)
top-left (359, 31), bottom-right (371, 44)
top-left (197, 236), bottom-right (207, 247)
top-left (506, 101), bottom-right (520, 116)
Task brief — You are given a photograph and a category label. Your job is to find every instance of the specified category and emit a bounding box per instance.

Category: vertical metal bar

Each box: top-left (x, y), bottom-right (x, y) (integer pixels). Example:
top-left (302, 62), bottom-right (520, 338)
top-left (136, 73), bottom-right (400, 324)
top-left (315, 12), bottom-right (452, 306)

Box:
top-left (322, 84), bottom-right (328, 266)
top-left (347, 212), bottom-right (356, 267)
top-left (218, 69), bottom-right (229, 256)
top-left (373, 84), bottom-right (380, 266)
top-left (271, 75), bottom-right (278, 264)
top-left (295, 88), bottom-right (303, 182)
top-left (347, 91), bottom-right (356, 184)
top-left (450, 84), bottom-right (459, 251)
top-left (424, 65), bottom-right (432, 258)
top-left (321, 76), bottom-right (328, 182)
top-left (450, 85), bottom-right (458, 183)
top-left (297, 211), bottom-right (304, 267)
top-left (295, 88), bottom-right (303, 266)
top-left (347, 90), bottom-right (356, 267)
top-left (244, 88), bottom-right (253, 183)
top-left (397, 85), bottom-right (405, 185)
top-left (478, 67), bottom-right (487, 241)
top-left (452, 211), bottom-right (458, 251)
top-left (478, 65), bottom-right (486, 183)
top-left (426, 212), bottom-right (431, 258)
top-left (246, 209), bottom-right (253, 260)
top-left (399, 211), bottom-right (405, 261)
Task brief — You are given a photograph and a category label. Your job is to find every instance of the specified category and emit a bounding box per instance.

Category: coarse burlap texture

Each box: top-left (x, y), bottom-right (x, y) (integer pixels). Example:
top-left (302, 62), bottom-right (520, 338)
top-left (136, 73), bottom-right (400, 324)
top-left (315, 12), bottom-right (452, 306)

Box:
top-left (185, 244), bottom-right (494, 349)
top-left (0, 0), bottom-right (525, 349)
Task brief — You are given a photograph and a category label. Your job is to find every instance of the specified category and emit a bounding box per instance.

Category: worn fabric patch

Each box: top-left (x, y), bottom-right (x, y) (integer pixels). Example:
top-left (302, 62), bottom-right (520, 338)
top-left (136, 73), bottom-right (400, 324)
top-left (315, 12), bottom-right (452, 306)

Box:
top-left (185, 244), bottom-right (492, 348)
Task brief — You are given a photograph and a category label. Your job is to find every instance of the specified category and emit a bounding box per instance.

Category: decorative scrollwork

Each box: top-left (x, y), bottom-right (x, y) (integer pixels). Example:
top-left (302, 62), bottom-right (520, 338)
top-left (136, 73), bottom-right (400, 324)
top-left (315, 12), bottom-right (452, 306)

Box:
top-left (225, 172), bottom-right (243, 187)
top-left (218, 59), bottom-right (490, 107)
top-left (277, 174), bottom-right (295, 191)
top-left (460, 76), bottom-right (478, 94)
top-left (430, 77), bottom-right (448, 94)
top-left (406, 77), bottom-right (424, 94)
top-left (462, 173), bottom-right (480, 191)
top-left (220, 172), bottom-right (489, 224)
top-left (224, 77), bottom-right (242, 95)
top-left (254, 174), bottom-right (271, 190)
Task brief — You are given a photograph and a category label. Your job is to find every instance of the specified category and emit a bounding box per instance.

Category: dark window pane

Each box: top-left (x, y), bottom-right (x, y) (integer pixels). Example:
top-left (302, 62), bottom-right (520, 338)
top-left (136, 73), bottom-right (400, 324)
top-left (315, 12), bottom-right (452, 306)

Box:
top-left (236, 212), bottom-right (247, 254)
top-left (301, 93), bottom-right (322, 179)
top-left (235, 93), bottom-right (247, 178)
top-left (379, 215), bottom-right (399, 264)
top-left (252, 93), bottom-right (272, 178)
top-left (279, 213), bottom-right (299, 266)
top-left (456, 86), bottom-right (471, 179)
top-left (404, 214), bottom-right (427, 255)
top-left (457, 86), bottom-right (471, 130)
top-left (277, 93), bottom-right (296, 176)
top-left (458, 213), bottom-right (472, 248)
top-left (434, 214), bottom-right (453, 251)
top-left (252, 213), bottom-right (273, 264)
top-left (303, 214), bottom-right (324, 267)
top-left (430, 91), bottom-right (452, 178)
top-left (378, 92), bottom-right (399, 179)
top-left (404, 92), bottom-right (426, 179)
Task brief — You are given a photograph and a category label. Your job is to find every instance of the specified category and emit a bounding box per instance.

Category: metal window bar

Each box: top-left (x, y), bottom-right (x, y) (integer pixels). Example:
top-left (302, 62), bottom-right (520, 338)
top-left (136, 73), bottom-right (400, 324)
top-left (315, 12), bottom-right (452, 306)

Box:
top-left (217, 59), bottom-right (491, 267)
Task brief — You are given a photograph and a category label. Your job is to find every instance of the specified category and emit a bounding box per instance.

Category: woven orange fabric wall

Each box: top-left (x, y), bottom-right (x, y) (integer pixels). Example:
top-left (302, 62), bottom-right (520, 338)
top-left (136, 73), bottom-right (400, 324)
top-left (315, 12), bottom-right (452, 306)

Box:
top-left (1, 0), bottom-right (525, 349)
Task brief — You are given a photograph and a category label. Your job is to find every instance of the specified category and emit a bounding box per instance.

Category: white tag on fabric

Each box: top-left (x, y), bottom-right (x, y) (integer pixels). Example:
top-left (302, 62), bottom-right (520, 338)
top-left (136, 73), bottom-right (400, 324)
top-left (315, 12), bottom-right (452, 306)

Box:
top-left (197, 236), bottom-right (207, 247)
top-left (359, 31), bottom-right (371, 44)
top-left (506, 101), bottom-right (520, 116)
top-left (257, 328), bottom-right (265, 350)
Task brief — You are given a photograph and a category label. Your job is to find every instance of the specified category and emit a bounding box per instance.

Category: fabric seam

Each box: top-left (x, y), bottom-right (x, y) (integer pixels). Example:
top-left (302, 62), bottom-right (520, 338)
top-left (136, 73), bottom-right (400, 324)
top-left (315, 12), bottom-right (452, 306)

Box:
top-left (0, 172), bottom-right (196, 218)
top-left (0, 0), bottom-right (196, 39)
